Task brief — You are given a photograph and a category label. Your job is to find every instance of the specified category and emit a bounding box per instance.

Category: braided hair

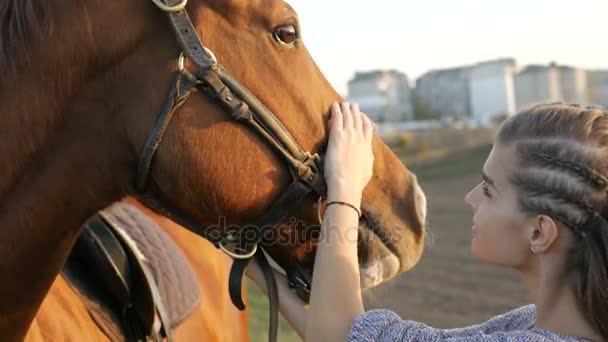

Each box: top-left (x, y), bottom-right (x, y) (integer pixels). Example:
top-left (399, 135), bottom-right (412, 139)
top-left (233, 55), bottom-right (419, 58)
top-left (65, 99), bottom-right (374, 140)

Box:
top-left (497, 103), bottom-right (608, 339)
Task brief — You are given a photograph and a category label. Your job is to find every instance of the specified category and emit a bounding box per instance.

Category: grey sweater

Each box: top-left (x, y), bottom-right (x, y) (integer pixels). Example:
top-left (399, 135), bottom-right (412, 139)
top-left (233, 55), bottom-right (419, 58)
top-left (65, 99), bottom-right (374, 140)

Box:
top-left (347, 305), bottom-right (591, 341)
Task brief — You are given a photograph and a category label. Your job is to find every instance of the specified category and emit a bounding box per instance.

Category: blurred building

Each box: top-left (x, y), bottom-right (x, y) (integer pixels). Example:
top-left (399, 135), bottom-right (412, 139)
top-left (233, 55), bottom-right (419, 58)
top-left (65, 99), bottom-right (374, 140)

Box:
top-left (557, 66), bottom-right (588, 104)
top-left (347, 70), bottom-right (413, 122)
top-left (587, 70), bottom-right (608, 108)
top-left (415, 66), bottom-right (470, 119)
top-left (468, 58), bottom-right (517, 126)
top-left (515, 64), bottom-right (561, 109)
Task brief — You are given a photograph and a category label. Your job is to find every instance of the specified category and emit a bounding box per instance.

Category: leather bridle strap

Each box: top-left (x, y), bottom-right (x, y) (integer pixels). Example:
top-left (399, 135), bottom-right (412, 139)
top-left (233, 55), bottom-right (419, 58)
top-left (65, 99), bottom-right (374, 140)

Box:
top-left (133, 1), bottom-right (327, 341)
top-left (157, 0), bottom-right (327, 195)
top-left (136, 70), bottom-right (199, 190)
top-left (256, 248), bottom-right (279, 342)
top-left (227, 180), bottom-right (313, 310)
top-left (163, 1), bottom-right (216, 70)
top-left (199, 66), bottom-right (326, 194)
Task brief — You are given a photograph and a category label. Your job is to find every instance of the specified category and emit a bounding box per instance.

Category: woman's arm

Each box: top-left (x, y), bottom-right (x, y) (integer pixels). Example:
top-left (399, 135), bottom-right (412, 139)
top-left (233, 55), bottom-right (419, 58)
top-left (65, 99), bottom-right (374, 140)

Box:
top-left (247, 102), bottom-right (374, 341)
top-left (247, 200), bottom-right (364, 341)
top-left (347, 305), bottom-right (537, 341)
top-left (304, 197), bottom-right (364, 341)
top-left (304, 102), bottom-right (373, 341)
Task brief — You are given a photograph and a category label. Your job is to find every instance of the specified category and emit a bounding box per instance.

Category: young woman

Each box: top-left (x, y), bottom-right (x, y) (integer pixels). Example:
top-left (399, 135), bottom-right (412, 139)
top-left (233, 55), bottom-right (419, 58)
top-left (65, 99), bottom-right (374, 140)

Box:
top-left (248, 102), bottom-right (608, 341)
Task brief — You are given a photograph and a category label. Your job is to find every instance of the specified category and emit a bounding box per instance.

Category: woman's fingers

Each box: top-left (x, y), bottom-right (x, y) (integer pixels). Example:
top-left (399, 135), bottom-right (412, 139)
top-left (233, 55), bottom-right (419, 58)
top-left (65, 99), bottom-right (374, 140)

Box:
top-left (335, 101), bottom-right (365, 134)
top-left (351, 103), bottom-right (363, 133)
top-left (324, 101), bottom-right (374, 201)
top-left (330, 102), bottom-right (343, 132)
top-left (361, 111), bottom-right (374, 141)
top-left (340, 102), bottom-right (353, 130)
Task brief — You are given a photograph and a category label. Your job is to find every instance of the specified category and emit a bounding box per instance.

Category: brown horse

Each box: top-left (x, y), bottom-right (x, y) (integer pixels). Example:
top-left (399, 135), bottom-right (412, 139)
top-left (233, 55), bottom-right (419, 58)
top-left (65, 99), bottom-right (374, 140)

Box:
top-left (1, 0), bottom-right (427, 340)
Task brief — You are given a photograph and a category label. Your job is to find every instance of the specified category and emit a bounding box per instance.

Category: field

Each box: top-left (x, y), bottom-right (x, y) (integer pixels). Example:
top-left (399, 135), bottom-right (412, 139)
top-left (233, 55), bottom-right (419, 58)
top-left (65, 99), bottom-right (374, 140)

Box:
top-left (246, 143), bottom-right (530, 341)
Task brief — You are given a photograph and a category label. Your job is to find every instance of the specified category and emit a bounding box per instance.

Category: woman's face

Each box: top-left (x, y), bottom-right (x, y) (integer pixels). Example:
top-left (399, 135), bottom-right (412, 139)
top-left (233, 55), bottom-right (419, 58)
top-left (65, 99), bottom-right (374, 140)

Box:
top-left (464, 144), bottom-right (533, 267)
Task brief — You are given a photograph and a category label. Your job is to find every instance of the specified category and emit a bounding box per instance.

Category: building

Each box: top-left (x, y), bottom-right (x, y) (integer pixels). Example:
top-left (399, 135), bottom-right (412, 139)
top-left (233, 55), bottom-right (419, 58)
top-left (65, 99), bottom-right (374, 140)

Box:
top-left (468, 58), bottom-right (517, 125)
top-left (347, 70), bottom-right (413, 122)
top-left (558, 66), bottom-right (588, 104)
top-left (515, 64), bottom-right (561, 109)
top-left (587, 70), bottom-right (608, 108)
top-left (415, 66), bottom-right (470, 118)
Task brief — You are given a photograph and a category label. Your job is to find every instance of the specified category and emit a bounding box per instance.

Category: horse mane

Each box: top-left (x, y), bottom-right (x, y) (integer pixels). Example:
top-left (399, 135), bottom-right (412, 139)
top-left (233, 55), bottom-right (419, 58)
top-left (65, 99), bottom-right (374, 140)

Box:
top-left (0, 0), bottom-right (53, 77)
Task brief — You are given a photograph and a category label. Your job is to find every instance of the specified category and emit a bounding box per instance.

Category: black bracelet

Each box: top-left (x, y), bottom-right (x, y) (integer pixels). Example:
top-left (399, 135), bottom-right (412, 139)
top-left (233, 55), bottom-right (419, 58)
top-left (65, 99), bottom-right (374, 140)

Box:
top-left (325, 201), bottom-right (362, 219)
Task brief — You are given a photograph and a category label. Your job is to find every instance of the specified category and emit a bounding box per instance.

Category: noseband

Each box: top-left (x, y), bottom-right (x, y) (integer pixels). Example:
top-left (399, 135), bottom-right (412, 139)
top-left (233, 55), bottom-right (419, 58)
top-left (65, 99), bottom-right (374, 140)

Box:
top-left (135, 1), bottom-right (327, 340)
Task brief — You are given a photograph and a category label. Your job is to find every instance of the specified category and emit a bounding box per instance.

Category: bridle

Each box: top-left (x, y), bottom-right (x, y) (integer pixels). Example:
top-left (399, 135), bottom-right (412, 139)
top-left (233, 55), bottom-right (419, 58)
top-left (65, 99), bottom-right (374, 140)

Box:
top-left (135, 0), bottom-right (328, 340)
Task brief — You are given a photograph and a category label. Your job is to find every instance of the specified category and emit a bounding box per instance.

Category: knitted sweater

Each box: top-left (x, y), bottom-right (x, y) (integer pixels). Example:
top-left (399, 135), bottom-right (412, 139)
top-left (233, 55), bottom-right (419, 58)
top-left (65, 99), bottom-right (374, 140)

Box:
top-left (348, 305), bottom-right (591, 341)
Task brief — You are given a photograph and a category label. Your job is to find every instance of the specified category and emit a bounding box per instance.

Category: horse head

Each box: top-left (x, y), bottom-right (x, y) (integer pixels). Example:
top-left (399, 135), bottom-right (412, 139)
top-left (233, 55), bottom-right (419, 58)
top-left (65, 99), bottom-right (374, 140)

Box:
top-left (69, 0), bottom-right (427, 291)
top-left (1, 1), bottom-right (426, 338)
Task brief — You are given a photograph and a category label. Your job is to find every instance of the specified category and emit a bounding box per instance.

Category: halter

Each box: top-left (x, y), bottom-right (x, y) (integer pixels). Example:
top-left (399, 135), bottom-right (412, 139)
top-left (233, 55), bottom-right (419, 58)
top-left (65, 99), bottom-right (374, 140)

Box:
top-left (136, 1), bottom-right (327, 340)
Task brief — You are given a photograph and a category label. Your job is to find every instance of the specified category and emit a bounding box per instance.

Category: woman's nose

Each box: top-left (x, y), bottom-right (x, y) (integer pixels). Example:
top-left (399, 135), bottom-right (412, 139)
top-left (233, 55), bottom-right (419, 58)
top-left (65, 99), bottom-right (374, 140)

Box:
top-left (464, 189), bottom-right (475, 211)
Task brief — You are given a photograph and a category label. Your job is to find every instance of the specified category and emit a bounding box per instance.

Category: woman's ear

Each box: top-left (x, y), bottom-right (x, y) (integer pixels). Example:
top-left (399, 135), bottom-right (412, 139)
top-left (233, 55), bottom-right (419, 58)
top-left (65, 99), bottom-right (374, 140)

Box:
top-left (529, 215), bottom-right (559, 253)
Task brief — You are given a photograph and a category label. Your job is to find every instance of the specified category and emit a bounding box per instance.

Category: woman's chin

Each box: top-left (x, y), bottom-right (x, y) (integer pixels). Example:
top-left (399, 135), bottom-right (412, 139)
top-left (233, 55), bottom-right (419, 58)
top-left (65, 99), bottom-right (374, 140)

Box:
top-left (470, 239), bottom-right (483, 260)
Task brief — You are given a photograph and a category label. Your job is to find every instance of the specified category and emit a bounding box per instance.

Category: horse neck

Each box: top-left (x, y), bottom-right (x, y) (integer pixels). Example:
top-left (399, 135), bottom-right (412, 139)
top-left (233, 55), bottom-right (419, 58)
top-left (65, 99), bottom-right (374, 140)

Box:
top-left (0, 69), bottom-right (88, 200)
top-left (0, 5), bottom-right (138, 340)
top-left (0, 129), bottom-right (132, 339)
top-left (0, 0), bottom-right (156, 199)
top-left (0, 2), bottom-right (92, 200)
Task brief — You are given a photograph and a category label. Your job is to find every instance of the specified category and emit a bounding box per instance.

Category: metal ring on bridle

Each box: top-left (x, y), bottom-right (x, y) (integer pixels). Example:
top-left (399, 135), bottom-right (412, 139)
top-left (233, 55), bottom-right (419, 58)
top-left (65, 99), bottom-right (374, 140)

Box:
top-left (219, 240), bottom-right (258, 259)
top-left (151, 0), bottom-right (188, 12)
top-left (177, 49), bottom-right (219, 73)
top-left (178, 53), bottom-right (186, 72)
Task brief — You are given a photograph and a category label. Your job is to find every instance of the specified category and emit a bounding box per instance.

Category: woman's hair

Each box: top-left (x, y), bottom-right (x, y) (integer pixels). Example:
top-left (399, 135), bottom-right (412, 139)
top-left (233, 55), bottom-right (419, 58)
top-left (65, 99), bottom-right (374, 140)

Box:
top-left (497, 103), bottom-right (608, 339)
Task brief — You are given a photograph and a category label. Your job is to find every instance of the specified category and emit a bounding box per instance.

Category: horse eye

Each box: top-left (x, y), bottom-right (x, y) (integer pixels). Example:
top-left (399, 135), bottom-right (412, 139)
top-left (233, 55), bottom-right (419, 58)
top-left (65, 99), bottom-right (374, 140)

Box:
top-left (273, 24), bottom-right (298, 46)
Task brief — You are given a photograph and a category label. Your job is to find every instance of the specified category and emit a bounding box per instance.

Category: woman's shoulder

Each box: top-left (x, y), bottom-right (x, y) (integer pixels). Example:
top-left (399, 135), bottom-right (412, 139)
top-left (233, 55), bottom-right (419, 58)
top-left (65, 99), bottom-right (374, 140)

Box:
top-left (347, 305), bottom-right (589, 341)
top-left (445, 304), bottom-right (537, 333)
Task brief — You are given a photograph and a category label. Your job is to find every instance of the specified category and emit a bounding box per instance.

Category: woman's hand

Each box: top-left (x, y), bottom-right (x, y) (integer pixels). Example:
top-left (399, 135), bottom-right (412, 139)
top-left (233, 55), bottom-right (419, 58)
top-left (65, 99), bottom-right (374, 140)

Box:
top-left (299, 102), bottom-right (370, 341)
top-left (324, 102), bottom-right (374, 205)
top-left (247, 102), bottom-right (373, 341)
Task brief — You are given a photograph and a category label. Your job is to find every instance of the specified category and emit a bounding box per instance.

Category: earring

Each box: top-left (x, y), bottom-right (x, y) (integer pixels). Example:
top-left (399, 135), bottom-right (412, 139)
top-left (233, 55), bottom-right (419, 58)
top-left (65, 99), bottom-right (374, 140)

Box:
top-left (530, 245), bottom-right (537, 254)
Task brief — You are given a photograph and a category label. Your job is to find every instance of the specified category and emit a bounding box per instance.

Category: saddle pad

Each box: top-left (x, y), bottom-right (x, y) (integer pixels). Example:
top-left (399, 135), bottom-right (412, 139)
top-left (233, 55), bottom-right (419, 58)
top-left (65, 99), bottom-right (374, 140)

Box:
top-left (62, 202), bottom-right (201, 340)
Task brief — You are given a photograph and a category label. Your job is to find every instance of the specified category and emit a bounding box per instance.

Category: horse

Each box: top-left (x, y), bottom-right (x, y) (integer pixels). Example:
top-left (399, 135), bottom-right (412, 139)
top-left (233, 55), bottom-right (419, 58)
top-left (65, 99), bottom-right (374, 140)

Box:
top-left (0, 0), bottom-right (428, 340)
top-left (27, 197), bottom-right (251, 341)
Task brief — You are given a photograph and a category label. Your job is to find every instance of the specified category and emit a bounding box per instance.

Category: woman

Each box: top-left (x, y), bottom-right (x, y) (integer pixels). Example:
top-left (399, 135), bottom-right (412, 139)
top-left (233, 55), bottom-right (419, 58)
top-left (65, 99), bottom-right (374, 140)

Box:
top-left (248, 102), bottom-right (608, 341)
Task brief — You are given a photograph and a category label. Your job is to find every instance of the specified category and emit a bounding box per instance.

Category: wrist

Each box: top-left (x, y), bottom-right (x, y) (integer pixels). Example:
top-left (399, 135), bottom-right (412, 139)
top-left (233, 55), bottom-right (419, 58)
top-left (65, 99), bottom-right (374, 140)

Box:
top-left (326, 183), bottom-right (362, 206)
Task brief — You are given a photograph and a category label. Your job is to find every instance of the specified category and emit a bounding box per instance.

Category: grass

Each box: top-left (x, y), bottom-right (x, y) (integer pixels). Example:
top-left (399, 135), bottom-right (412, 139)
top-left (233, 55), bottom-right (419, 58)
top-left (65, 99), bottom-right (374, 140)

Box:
top-left (246, 280), bottom-right (300, 341)
top-left (406, 144), bottom-right (492, 182)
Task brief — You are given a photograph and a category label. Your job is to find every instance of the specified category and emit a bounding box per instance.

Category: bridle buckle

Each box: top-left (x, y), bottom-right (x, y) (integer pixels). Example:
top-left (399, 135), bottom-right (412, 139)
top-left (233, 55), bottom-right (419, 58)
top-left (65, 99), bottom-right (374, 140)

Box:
top-left (151, 0), bottom-right (188, 12)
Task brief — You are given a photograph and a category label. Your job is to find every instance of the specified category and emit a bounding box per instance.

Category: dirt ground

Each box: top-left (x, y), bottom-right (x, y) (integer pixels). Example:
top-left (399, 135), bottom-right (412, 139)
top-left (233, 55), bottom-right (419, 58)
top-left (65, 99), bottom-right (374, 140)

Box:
top-left (362, 173), bottom-right (529, 328)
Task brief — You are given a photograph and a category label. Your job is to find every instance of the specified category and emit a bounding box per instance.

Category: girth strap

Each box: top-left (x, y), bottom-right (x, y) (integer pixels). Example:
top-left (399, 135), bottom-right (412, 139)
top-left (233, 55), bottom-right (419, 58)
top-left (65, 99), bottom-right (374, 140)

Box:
top-left (99, 211), bottom-right (174, 342)
top-left (84, 216), bottom-right (133, 305)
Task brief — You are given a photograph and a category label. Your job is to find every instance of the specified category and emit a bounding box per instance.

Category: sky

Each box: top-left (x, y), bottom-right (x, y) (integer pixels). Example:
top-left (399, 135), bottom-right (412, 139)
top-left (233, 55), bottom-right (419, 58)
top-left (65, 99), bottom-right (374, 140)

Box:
top-left (287, 0), bottom-right (608, 95)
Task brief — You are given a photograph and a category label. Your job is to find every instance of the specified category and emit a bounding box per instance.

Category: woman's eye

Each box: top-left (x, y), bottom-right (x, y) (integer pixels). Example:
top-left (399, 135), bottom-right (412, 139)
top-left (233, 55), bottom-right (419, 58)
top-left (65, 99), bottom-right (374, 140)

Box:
top-left (273, 24), bottom-right (299, 46)
top-left (482, 182), bottom-right (492, 197)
